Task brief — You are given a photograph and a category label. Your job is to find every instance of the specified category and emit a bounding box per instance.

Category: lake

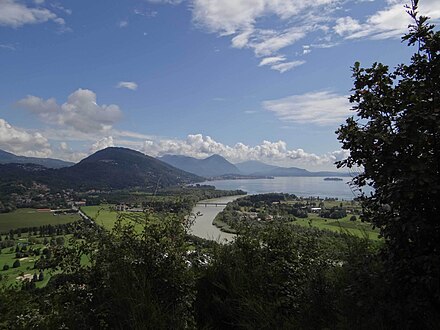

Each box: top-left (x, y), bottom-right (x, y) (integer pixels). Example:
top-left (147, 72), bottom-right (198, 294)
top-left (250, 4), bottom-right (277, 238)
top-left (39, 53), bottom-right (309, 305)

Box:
top-left (200, 176), bottom-right (368, 200)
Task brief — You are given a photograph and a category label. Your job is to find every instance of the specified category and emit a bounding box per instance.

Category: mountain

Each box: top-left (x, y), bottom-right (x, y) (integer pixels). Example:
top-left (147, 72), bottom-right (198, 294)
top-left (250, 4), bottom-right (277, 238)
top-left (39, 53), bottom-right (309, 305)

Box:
top-left (0, 149), bottom-right (74, 169)
top-left (159, 154), bottom-right (241, 178)
top-left (235, 160), bottom-right (349, 177)
top-left (57, 148), bottom-right (203, 190)
top-left (235, 160), bottom-right (279, 175)
top-left (0, 148), bottom-right (203, 191)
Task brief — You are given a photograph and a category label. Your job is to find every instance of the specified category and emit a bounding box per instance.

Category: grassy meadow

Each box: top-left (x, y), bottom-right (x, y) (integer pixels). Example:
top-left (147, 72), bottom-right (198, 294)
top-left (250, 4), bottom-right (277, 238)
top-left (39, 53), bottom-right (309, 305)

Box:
top-left (0, 209), bottom-right (80, 233)
top-left (81, 205), bottom-right (156, 231)
top-left (292, 214), bottom-right (380, 240)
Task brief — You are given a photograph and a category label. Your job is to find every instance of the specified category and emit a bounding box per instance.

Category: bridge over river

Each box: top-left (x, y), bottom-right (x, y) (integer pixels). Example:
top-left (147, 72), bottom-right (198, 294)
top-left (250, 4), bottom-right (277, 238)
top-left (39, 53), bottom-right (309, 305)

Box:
top-left (195, 202), bottom-right (229, 207)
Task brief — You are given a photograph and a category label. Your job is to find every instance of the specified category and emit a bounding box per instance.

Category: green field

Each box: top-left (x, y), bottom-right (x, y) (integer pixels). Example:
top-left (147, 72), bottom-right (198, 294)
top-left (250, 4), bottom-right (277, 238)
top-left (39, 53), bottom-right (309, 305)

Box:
top-left (81, 205), bottom-right (148, 230)
top-left (292, 214), bottom-right (380, 240)
top-left (0, 209), bottom-right (81, 232)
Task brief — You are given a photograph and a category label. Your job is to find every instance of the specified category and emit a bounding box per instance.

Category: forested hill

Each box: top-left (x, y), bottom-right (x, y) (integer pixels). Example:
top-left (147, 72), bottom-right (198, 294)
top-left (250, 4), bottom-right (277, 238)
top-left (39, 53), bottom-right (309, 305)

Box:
top-left (0, 147), bottom-right (203, 191)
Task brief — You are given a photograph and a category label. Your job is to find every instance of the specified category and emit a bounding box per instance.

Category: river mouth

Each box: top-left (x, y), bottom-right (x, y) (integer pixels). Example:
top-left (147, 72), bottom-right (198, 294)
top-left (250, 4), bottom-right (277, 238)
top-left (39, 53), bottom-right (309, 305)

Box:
top-left (190, 195), bottom-right (244, 242)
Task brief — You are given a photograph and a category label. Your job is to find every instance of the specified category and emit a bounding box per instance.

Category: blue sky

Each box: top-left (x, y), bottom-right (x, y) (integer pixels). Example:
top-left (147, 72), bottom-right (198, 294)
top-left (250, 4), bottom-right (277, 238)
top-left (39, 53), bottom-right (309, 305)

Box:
top-left (0, 0), bottom-right (438, 170)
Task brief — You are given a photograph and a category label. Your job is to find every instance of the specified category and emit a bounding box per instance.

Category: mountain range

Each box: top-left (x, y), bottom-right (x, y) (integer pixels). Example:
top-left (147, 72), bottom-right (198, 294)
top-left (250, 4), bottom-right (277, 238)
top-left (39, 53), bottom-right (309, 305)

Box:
top-left (159, 155), bottom-right (348, 178)
top-left (0, 148), bottom-right (202, 191)
top-left (0, 149), bottom-right (74, 169)
top-left (0, 148), bottom-right (348, 192)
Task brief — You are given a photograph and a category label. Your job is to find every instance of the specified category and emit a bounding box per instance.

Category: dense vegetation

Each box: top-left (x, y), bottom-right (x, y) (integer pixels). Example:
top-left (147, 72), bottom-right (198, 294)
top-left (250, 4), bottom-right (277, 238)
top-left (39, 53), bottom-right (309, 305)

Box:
top-left (336, 2), bottom-right (440, 325)
top-left (212, 193), bottom-right (379, 239)
top-left (1, 214), bottom-right (384, 329)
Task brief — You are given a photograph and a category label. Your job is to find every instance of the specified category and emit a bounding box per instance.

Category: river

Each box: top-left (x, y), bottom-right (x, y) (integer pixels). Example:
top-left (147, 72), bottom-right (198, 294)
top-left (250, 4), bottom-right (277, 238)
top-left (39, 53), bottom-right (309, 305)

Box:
top-left (189, 195), bottom-right (243, 242)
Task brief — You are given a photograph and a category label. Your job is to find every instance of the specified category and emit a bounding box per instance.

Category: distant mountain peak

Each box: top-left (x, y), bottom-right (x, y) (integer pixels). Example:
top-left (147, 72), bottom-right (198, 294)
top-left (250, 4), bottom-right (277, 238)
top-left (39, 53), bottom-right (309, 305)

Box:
top-left (159, 154), bottom-right (240, 178)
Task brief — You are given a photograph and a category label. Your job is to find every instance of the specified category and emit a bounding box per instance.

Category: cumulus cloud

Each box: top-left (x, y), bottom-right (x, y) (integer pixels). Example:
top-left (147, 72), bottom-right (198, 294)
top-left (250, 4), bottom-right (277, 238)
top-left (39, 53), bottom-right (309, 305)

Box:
top-left (0, 118), bottom-right (52, 157)
top-left (90, 136), bottom-right (114, 153)
top-left (116, 81), bottom-right (138, 90)
top-left (17, 89), bottom-right (123, 133)
top-left (263, 91), bottom-right (351, 126)
top-left (0, 0), bottom-right (65, 28)
top-left (54, 142), bottom-right (86, 163)
top-left (141, 133), bottom-right (345, 168)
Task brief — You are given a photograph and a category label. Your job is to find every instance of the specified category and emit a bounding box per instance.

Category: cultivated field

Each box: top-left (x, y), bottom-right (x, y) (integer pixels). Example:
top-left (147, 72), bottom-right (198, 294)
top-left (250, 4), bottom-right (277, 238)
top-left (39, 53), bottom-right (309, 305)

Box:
top-left (292, 214), bottom-right (380, 240)
top-left (0, 209), bottom-right (81, 233)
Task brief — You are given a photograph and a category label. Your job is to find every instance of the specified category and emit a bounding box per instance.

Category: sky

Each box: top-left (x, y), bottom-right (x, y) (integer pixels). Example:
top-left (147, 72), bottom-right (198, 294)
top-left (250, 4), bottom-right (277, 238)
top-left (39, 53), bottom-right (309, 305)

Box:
top-left (0, 0), bottom-right (439, 170)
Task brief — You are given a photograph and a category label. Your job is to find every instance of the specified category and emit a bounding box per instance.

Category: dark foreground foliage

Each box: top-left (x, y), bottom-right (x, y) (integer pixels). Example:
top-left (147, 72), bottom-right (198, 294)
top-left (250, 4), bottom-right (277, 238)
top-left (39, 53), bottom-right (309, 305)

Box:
top-left (336, 1), bottom-right (440, 327)
top-left (0, 216), bottom-right (382, 330)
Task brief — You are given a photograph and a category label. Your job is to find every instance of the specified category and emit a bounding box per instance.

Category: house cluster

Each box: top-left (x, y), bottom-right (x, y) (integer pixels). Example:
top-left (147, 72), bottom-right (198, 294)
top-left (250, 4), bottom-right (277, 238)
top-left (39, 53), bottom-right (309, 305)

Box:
top-left (114, 204), bottom-right (144, 212)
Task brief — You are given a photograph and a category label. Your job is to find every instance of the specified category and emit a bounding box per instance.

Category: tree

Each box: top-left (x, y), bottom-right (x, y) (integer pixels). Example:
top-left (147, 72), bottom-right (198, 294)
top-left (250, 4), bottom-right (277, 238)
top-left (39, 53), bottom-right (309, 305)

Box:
top-left (336, 0), bottom-right (440, 324)
top-left (13, 260), bottom-right (20, 268)
top-left (3, 264), bottom-right (9, 271)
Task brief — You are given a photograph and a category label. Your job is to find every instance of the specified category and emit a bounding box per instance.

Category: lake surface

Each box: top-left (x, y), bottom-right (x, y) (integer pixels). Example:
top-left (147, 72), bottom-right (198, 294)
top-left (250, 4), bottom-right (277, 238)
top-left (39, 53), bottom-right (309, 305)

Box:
top-left (201, 176), bottom-right (364, 200)
top-left (190, 195), bottom-right (242, 242)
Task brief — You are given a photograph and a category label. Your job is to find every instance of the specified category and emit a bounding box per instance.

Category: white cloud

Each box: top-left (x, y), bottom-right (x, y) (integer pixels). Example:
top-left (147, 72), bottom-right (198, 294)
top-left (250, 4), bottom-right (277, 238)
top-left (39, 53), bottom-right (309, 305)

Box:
top-left (116, 81), bottom-right (138, 90)
top-left (263, 91), bottom-right (351, 126)
top-left (0, 118), bottom-right (52, 157)
top-left (302, 45), bottom-right (311, 55)
top-left (189, 0), bottom-right (440, 71)
top-left (270, 60), bottom-right (305, 73)
top-left (118, 20), bottom-right (128, 28)
top-left (146, 0), bottom-right (183, 4)
top-left (17, 89), bottom-right (123, 133)
top-left (140, 133), bottom-right (345, 169)
top-left (250, 28), bottom-right (308, 57)
top-left (191, 0), bottom-right (337, 72)
top-left (335, 1), bottom-right (440, 40)
top-left (259, 56), bottom-right (286, 66)
top-left (0, 43), bottom-right (16, 50)
top-left (134, 8), bottom-right (158, 17)
top-left (90, 136), bottom-right (114, 153)
top-left (333, 16), bottom-right (362, 36)
top-left (259, 55), bottom-right (304, 73)
top-left (0, 0), bottom-right (64, 28)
